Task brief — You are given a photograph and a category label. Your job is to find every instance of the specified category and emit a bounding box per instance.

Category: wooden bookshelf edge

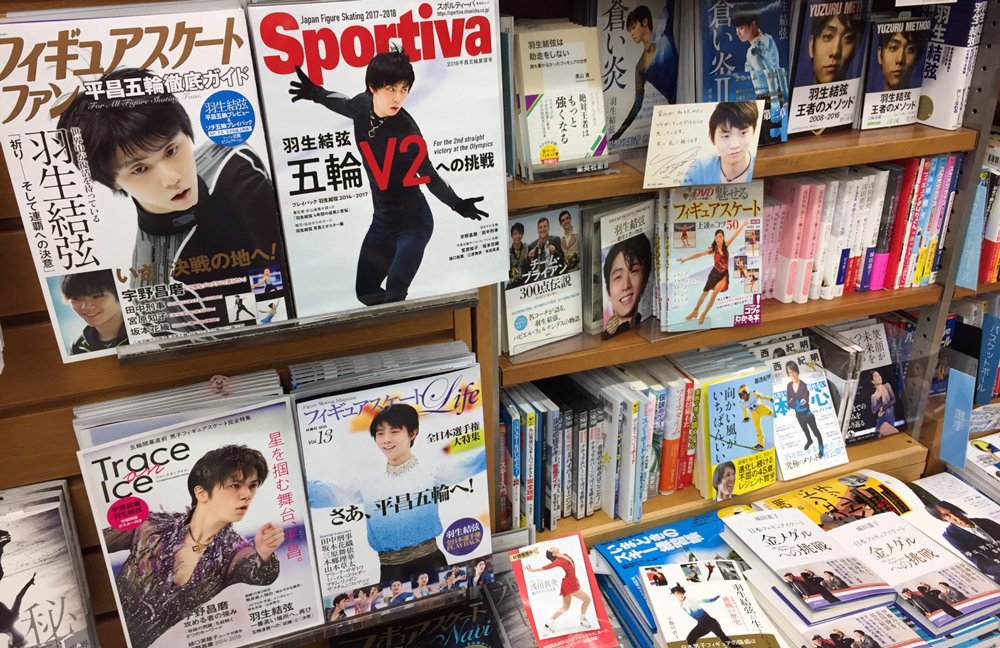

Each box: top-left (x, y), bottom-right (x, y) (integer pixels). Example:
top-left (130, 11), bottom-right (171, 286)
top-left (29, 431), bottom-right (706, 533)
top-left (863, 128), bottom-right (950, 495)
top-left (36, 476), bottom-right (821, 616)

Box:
top-left (536, 434), bottom-right (928, 547)
top-left (505, 126), bottom-right (977, 212)
top-left (954, 280), bottom-right (1000, 299)
top-left (500, 285), bottom-right (944, 386)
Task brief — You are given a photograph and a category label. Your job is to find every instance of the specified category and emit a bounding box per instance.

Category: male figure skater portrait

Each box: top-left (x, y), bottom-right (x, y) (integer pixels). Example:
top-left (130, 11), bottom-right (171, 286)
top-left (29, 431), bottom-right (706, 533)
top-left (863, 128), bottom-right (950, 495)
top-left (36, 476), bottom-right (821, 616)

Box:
top-left (289, 51), bottom-right (488, 306)
top-left (60, 270), bottom-right (128, 355)
top-left (670, 583), bottom-right (741, 648)
top-left (804, 10), bottom-right (863, 85)
top-left (103, 445), bottom-right (284, 648)
top-left (876, 27), bottom-right (926, 92)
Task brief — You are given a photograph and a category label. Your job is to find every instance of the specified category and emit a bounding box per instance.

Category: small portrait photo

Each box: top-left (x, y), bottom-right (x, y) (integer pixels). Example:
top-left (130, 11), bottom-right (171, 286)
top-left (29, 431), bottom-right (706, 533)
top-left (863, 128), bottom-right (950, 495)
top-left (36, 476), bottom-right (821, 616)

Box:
top-left (681, 562), bottom-right (704, 582)
top-left (255, 297), bottom-right (286, 325)
top-left (713, 461), bottom-right (737, 502)
top-left (865, 22), bottom-right (928, 94)
top-left (643, 566), bottom-right (670, 587)
top-left (466, 556), bottom-right (495, 587)
top-left (745, 228), bottom-right (760, 257)
top-left (717, 560), bottom-right (742, 581)
top-left (326, 591), bottom-right (353, 622)
top-left (838, 474), bottom-right (869, 488)
top-left (350, 584), bottom-right (384, 615)
top-left (410, 571), bottom-right (440, 599)
top-left (794, 4), bottom-right (865, 88)
top-left (46, 270), bottom-right (129, 359)
top-left (601, 233), bottom-right (653, 339)
top-left (383, 578), bottom-right (415, 606)
top-left (745, 269), bottom-right (759, 293)
top-left (225, 292), bottom-right (258, 324)
top-left (249, 266), bottom-right (284, 295)
top-left (674, 222), bottom-right (696, 248)
top-left (734, 255), bottom-right (749, 280)
top-left (437, 565), bottom-right (468, 593)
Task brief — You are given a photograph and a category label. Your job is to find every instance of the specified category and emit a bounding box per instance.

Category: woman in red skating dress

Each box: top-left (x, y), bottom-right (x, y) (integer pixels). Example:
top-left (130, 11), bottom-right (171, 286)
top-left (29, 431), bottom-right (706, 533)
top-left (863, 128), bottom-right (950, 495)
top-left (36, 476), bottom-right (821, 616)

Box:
top-left (526, 547), bottom-right (593, 633)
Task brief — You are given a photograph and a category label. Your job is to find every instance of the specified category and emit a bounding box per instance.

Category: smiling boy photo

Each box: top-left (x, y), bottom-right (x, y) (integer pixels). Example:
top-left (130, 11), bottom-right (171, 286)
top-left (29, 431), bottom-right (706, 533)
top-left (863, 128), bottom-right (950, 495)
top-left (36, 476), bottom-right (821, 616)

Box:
top-left (683, 102), bottom-right (762, 186)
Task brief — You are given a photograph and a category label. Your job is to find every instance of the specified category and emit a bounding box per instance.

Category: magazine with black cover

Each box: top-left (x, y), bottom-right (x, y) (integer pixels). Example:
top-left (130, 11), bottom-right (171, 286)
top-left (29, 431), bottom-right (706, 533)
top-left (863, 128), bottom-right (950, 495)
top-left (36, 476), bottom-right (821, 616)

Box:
top-left (248, 0), bottom-right (507, 317)
top-left (0, 0), bottom-right (294, 363)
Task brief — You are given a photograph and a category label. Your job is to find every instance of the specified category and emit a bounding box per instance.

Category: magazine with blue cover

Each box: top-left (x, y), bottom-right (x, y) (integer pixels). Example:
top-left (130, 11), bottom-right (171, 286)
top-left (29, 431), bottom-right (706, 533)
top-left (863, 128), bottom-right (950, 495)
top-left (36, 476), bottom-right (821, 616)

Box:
top-left (699, 0), bottom-right (790, 145)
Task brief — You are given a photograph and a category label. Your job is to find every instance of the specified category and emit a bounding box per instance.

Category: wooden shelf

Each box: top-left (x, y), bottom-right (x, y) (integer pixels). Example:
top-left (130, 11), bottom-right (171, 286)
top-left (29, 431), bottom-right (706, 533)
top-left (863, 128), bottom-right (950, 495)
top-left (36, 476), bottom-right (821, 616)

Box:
top-left (500, 284), bottom-right (944, 386)
top-left (955, 280), bottom-right (1000, 299)
top-left (506, 125), bottom-right (978, 212)
top-left (538, 434), bottom-right (928, 546)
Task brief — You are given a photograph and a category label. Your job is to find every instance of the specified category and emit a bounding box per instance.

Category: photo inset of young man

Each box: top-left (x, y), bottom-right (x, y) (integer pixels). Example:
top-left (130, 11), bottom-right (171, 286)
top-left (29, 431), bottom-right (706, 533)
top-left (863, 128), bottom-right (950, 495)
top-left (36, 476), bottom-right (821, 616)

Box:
top-left (104, 445), bottom-right (283, 648)
top-left (288, 51), bottom-right (488, 306)
top-left (602, 234), bottom-right (652, 338)
top-left (870, 25), bottom-right (927, 92)
top-left (683, 102), bottom-right (760, 186)
top-left (732, 2), bottom-right (788, 144)
top-left (797, 8), bottom-right (863, 86)
top-left (57, 270), bottom-right (128, 355)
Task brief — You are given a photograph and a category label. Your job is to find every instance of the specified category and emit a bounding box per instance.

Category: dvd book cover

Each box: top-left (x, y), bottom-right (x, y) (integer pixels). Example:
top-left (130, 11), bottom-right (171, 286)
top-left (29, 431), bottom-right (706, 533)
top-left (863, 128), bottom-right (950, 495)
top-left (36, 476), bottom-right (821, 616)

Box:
top-left (248, 0), bottom-right (507, 317)
top-left (0, 0), bottom-right (293, 363)
top-left (296, 366), bottom-right (493, 621)
top-left (77, 398), bottom-right (323, 648)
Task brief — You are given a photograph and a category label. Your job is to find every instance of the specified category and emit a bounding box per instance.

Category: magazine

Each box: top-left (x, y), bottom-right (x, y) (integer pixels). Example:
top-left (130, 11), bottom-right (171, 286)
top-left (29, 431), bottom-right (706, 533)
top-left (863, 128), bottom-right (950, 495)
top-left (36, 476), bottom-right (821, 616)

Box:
top-left (599, 200), bottom-right (655, 339)
top-left (698, 0), bottom-right (790, 146)
top-left (857, 15), bottom-right (931, 130)
top-left (77, 398), bottom-right (323, 648)
top-left (834, 322), bottom-right (905, 442)
top-left (663, 182), bottom-right (764, 333)
top-left (505, 206), bottom-right (584, 355)
top-left (248, 0), bottom-right (507, 316)
top-left (334, 597), bottom-right (502, 648)
top-left (295, 366), bottom-right (493, 621)
top-left (0, 0), bottom-right (293, 363)
top-left (508, 532), bottom-right (617, 648)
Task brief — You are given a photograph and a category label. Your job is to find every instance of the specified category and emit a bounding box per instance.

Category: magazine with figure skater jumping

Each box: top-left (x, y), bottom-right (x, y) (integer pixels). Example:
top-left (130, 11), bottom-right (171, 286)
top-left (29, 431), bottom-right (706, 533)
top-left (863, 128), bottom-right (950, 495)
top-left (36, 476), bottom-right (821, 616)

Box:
top-left (248, 0), bottom-right (507, 317)
top-left (78, 398), bottom-right (323, 648)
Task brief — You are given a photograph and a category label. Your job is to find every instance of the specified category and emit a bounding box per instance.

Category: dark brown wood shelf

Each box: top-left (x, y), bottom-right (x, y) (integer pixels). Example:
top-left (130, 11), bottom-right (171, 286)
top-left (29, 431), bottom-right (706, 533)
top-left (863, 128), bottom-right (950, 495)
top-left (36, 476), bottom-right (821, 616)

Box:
top-left (500, 284), bottom-right (944, 386)
top-left (506, 125), bottom-right (978, 212)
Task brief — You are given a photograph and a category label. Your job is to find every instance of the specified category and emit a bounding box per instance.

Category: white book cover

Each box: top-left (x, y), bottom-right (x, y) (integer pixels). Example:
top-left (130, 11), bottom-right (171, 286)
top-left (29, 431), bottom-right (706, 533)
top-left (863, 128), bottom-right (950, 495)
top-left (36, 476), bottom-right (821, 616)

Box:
top-left (724, 509), bottom-right (893, 610)
top-left (831, 514), bottom-right (1000, 631)
top-left (0, 2), bottom-right (294, 363)
top-left (767, 350), bottom-right (849, 480)
top-left (966, 434), bottom-right (1000, 494)
top-left (77, 398), bottom-right (323, 648)
top-left (297, 367), bottom-right (493, 617)
top-left (639, 560), bottom-right (782, 648)
top-left (248, 0), bottom-right (507, 316)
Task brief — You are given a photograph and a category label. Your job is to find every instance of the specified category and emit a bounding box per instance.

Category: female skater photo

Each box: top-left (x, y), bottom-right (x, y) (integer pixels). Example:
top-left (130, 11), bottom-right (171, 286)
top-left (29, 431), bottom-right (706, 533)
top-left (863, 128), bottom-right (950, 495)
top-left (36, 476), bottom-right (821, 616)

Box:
top-left (679, 222), bottom-right (748, 325)
top-left (525, 547), bottom-right (593, 635)
top-left (869, 370), bottom-right (899, 436)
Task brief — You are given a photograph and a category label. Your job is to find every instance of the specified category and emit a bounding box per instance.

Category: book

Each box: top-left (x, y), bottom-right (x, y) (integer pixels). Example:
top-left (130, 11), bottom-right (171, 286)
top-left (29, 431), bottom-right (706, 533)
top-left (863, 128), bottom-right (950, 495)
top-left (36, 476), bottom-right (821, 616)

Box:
top-left (505, 206), bottom-right (584, 355)
top-left (771, 178), bottom-right (812, 304)
top-left (917, 0), bottom-right (988, 131)
top-left (638, 559), bottom-right (783, 648)
top-left (663, 182), bottom-right (764, 332)
top-left (333, 597), bottom-right (502, 648)
top-left (297, 365), bottom-right (493, 618)
top-left (509, 532), bottom-right (617, 648)
top-left (833, 321), bottom-right (906, 443)
top-left (77, 398), bottom-right (324, 648)
top-left (697, 0), bottom-right (791, 145)
top-left (600, 199), bottom-right (655, 339)
top-left (248, 0), bottom-right (507, 316)
top-left (0, 0), bottom-right (294, 363)
top-left (788, 0), bottom-right (871, 135)
top-left (723, 508), bottom-right (894, 623)
top-left (856, 14), bottom-right (931, 130)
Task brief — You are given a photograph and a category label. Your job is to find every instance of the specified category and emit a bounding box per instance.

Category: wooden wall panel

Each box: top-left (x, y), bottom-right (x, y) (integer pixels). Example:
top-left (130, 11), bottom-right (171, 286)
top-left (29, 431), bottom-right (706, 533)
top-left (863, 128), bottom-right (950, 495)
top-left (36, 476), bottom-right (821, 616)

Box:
top-left (0, 231), bottom-right (43, 318)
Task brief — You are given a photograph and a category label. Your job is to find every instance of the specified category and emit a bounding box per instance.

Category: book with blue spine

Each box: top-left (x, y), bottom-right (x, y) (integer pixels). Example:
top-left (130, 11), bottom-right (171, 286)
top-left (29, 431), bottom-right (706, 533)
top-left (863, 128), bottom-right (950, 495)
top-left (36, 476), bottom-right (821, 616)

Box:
top-left (500, 393), bottom-right (522, 529)
top-left (698, 0), bottom-right (791, 145)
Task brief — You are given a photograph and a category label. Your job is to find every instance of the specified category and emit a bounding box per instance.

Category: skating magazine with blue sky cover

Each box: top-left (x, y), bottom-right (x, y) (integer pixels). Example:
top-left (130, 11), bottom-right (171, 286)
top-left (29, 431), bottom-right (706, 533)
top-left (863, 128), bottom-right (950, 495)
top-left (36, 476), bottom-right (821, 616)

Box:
top-left (77, 398), bottom-right (323, 648)
top-left (249, 0), bottom-right (508, 317)
top-left (0, 0), bottom-right (293, 363)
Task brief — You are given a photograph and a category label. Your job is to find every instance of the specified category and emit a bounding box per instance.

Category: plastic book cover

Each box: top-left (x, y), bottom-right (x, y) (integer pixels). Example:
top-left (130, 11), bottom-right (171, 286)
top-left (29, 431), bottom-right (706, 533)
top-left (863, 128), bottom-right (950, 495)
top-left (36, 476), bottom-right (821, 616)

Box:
top-left (592, 505), bottom-right (753, 632)
top-left (724, 508), bottom-right (893, 610)
top-left (699, 0), bottom-right (790, 145)
top-left (664, 182), bottom-right (764, 332)
top-left (767, 350), bottom-right (849, 480)
top-left (505, 206), bottom-right (583, 355)
top-left (485, 570), bottom-right (540, 648)
top-left (788, 0), bottom-right (870, 135)
top-left (508, 532), bottom-right (617, 648)
top-left (601, 0), bottom-right (678, 151)
top-left (297, 366), bottom-right (492, 620)
top-left (858, 15), bottom-right (931, 130)
top-left (0, 1), bottom-right (294, 363)
top-left (77, 398), bottom-right (323, 648)
top-left (248, 0), bottom-right (507, 317)
top-left (888, 604), bottom-right (1000, 648)
top-left (837, 323), bottom-right (905, 443)
top-left (639, 560), bottom-right (782, 648)
top-left (334, 598), bottom-right (502, 648)
top-left (755, 470), bottom-right (915, 530)
top-left (600, 200), bottom-right (655, 339)
top-left (703, 367), bottom-right (778, 501)
top-left (831, 514), bottom-right (1000, 630)
top-left (917, 0), bottom-right (987, 131)
top-left (0, 503), bottom-right (94, 648)
top-left (967, 434), bottom-right (1000, 492)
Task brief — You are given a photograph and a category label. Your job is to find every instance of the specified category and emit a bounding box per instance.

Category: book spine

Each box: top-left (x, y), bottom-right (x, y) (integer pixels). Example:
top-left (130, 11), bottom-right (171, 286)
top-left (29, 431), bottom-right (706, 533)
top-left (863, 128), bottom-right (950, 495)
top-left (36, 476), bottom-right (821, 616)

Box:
top-left (550, 410), bottom-right (560, 531)
top-left (795, 183), bottom-right (825, 303)
top-left (587, 409), bottom-right (600, 517)
top-left (841, 179), bottom-right (864, 294)
top-left (658, 389), bottom-right (680, 495)
top-left (499, 421), bottom-right (509, 531)
top-left (859, 172), bottom-right (888, 292)
top-left (574, 408), bottom-right (587, 520)
top-left (914, 157), bottom-right (946, 286)
top-left (931, 155), bottom-right (963, 282)
top-left (821, 184), bottom-right (850, 300)
top-left (898, 159), bottom-right (931, 288)
top-left (923, 156), bottom-right (957, 286)
top-left (809, 182), bottom-right (837, 300)
top-left (982, 175), bottom-right (1000, 282)
top-left (911, 157), bottom-right (942, 287)
top-left (562, 409), bottom-right (574, 519)
top-left (771, 180), bottom-right (809, 304)
top-left (884, 160), bottom-right (919, 288)
top-left (870, 168), bottom-right (903, 291)
top-left (847, 175), bottom-right (873, 292)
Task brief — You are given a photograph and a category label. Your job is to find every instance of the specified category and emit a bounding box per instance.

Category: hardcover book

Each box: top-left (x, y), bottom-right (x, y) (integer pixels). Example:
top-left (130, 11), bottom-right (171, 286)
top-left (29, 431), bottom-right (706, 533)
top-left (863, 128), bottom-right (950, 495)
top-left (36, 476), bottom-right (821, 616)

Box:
top-left (857, 15), bottom-right (931, 130)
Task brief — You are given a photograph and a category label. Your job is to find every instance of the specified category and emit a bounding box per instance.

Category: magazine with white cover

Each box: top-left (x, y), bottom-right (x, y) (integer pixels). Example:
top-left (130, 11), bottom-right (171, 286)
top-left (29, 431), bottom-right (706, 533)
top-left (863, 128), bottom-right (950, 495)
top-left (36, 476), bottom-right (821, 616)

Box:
top-left (767, 350), bottom-right (849, 480)
top-left (296, 366), bottom-right (493, 620)
top-left (830, 514), bottom-right (1000, 633)
top-left (248, 0), bottom-right (507, 317)
top-left (0, 502), bottom-right (95, 648)
top-left (77, 398), bottom-right (323, 648)
top-left (505, 206), bottom-right (583, 355)
top-left (0, 0), bottom-right (293, 363)
top-left (639, 560), bottom-right (782, 648)
top-left (600, 199), bottom-right (655, 339)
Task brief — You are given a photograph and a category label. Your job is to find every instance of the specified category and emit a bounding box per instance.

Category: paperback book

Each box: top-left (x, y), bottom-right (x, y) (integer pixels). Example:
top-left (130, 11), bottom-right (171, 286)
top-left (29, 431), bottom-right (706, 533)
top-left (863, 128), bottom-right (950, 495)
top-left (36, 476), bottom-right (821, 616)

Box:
top-left (599, 200), bottom-right (655, 339)
top-left (917, 0), bottom-right (987, 131)
top-left (0, 0), bottom-right (293, 363)
top-left (248, 0), bottom-right (507, 316)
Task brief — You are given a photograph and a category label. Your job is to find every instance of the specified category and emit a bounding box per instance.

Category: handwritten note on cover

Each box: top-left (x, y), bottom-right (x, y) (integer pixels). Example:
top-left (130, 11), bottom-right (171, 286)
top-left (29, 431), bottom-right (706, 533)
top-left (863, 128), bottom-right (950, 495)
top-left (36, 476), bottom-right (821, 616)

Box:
top-left (643, 101), bottom-right (764, 190)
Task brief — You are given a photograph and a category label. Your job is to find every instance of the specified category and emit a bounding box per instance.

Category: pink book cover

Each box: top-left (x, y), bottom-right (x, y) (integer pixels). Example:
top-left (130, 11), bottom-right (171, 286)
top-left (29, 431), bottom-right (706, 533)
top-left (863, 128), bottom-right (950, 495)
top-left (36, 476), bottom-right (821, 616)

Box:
top-left (794, 180), bottom-right (825, 304)
top-left (923, 156), bottom-right (956, 282)
top-left (761, 199), bottom-right (784, 300)
top-left (769, 179), bottom-right (811, 304)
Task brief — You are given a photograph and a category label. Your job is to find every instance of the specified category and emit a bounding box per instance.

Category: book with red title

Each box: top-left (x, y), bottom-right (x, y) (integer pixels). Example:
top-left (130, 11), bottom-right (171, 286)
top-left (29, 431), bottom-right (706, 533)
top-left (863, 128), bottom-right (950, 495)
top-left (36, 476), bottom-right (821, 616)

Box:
top-left (883, 158), bottom-right (922, 289)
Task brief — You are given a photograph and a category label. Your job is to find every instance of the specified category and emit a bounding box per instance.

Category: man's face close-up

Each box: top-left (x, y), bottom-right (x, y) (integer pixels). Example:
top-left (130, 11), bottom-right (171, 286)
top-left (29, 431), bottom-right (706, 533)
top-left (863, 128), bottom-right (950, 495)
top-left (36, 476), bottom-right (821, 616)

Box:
top-left (69, 289), bottom-right (122, 332)
top-left (371, 82), bottom-right (410, 118)
top-left (810, 16), bottom-right (857, 84)
top-left (113, 132), bottom-right (199, 214)
top-left (712, 123), bottom-right (754, 165)
top-left (203, 471), bottom-right (259, 524)
top-left (537, 220), bottom-right (549, 240)
top-left (879, 33), bottom-right (919, 91)
top-left (735, 22), bottom-right (755, 43)
top-left (374, 422), bottom-right (413, 464)
top-left (608, 251), bottom-right (645, 320)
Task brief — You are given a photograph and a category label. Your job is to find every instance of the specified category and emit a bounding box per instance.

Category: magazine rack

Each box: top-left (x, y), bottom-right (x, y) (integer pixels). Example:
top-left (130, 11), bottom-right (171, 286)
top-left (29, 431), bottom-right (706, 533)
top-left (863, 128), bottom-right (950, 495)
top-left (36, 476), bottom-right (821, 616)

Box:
top-left (2, 0), bottom-right (1000, 646)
